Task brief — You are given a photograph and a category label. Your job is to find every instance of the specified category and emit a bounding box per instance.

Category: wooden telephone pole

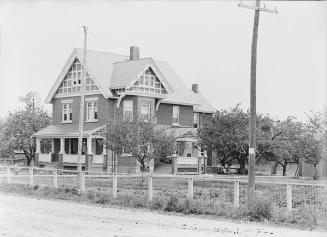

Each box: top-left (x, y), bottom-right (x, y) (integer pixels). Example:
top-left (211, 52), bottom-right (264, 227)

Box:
top-left (238, 0), bottom-right (277, 199)
top-left (77, 26), bottom-right (87, 188)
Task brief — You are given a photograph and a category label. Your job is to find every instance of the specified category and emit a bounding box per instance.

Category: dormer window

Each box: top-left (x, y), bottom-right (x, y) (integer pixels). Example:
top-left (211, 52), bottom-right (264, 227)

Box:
top-left (131, 67), bottom-right (167, 95)
top-left (62, 103), bottom-right (72, 123)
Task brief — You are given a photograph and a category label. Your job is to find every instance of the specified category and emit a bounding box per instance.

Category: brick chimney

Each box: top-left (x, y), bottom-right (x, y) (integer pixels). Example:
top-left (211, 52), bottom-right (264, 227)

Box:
top-left (130, 46), bottom-right (140, 60)
top-left (192, 84), bottom-right (199, 93)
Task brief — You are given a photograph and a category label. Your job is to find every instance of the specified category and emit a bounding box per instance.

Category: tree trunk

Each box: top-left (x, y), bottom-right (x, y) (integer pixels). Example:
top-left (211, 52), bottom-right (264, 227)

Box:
top-left (239, 162), bottom-right (247, 175)
top-left (271, 161), bottom-right (278, 175)
top-left (140, 160), bottom-right (146, 171)
top-left (282, 163), bottom-right (287, 176)
top-left (313, 164), bottom-right (318, 180)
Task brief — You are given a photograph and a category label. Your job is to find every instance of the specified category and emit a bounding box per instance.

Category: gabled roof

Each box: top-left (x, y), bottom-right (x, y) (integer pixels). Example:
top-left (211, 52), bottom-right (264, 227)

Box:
top-left (46, 48), bottom-right (215, 113)
top-left (45, 49), bottom-right (128, 103)
top-left (110, 58), bottom-right (173, 93)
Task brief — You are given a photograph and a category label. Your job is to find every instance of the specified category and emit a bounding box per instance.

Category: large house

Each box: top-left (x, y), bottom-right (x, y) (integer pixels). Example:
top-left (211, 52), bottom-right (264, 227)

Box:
top-left (33, 46), bottom-right (215, 173)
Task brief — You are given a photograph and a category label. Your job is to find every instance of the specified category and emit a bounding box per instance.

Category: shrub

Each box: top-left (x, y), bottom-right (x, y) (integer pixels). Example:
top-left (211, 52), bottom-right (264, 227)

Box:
top-left (245, 194), bottom-right (273, 221)
top-left (164, 195), bottom-right (180, 212)
top-left (149, 194), bottom-right (168, 210)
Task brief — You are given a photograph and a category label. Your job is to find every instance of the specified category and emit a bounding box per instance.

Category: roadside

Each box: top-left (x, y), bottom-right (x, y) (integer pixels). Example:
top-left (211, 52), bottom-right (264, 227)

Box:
top-left (0, 192), bottom-right (325, 237)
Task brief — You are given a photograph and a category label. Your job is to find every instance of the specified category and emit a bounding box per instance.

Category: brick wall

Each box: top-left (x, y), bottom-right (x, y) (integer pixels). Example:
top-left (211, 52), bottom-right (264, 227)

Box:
top-left (52, 94), bottom-right (113, 125)
top-left (52, 94), bottom-right (210, 128)
top-left (157, 103), bottom-right (193, 127)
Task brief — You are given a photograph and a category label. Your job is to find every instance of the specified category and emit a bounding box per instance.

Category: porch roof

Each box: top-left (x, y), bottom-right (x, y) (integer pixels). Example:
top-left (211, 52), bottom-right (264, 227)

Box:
top-left (32, 123), bottom-right (105, 138)
top-left (155, 125), bottom-right (198, 139)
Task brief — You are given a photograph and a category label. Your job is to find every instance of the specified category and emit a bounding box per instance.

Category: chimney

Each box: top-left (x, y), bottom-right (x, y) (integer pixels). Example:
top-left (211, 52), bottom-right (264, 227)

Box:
top-left (192, 84), bottom-right (199, 93)
top-left (130, 46), bottom-right (140, 60)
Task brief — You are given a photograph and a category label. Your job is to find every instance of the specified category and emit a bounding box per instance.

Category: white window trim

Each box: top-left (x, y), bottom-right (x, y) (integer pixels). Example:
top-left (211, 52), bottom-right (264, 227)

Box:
top-left (123, 100), bottom-right (134, 122)
top-left (62, 103), bottom-right (73, 123)
top-left (140, 102), bottom-right (151, 122)
top-left (85, 97), bottom-right (98, 102)
top-left (172, 105), bottom-right (180, 126)
top-left (85, 101), bottom-right (98, 122)
top-left (194, 112), bottom-right (200, 128)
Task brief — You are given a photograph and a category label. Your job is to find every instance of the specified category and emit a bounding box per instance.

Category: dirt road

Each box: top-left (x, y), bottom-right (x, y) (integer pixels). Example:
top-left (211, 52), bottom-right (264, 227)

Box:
top-left (0, 193), bottom-right (325, 237)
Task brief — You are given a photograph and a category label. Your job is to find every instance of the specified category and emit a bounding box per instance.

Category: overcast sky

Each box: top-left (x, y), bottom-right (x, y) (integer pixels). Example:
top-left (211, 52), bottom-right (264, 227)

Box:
top-left (0, 0), bottom-right (326, 121)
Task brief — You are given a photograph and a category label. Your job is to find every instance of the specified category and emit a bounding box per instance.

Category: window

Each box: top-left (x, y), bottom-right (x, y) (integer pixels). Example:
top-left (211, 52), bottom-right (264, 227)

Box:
top-left (56, 58), bottom-right (98, 95)
top-left (131, 67), bottom-right (167, 95)
top-left (62, 103), bottom-right (72, 122)
top-left (193, 113), bottom-right (199, 128)
top-left (140, 102), bottom-right (151, 122)
top-left (86, 102), bottom-right (98, 121)
top-left (173, 106), bottom-right (180, 125)
top-left (123, 100), bottom-right (133, 122)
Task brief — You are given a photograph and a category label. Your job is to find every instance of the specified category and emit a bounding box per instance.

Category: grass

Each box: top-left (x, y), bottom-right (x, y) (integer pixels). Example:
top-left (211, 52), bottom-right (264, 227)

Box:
top-left (0, 183), bottom-right (323, 230)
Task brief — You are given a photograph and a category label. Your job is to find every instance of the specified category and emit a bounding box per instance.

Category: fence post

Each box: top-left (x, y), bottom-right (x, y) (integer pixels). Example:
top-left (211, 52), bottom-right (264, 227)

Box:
top-left (6, 167), bottom-right (11, 184)
top-left (28, 167), bottom-right (34, 186)
top-left (148, 174), bottom-right (153, 201)
top-left (286, 184), bottom-right (292, 211)
top-left (234, 181), bottom-right (240, 208)
top-left (53, 169), bottom-right (58, 188)
top-left (112, 174), bottom-right (117, 198)
top-left (80, 171), bottom-right (85, 192)
top-left (187, 177), bottom-right (193, 198)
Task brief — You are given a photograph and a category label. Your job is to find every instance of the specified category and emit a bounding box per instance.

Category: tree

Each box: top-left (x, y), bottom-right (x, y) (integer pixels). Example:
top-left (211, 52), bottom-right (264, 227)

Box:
top-left (198, 105), bottom-right (249, 174)
top-left (104, 120), bottom-right (176, 171)
top-left (1, 92), bottom-right (51, 166)
top-left (300, 111), bottom-right (327, 179)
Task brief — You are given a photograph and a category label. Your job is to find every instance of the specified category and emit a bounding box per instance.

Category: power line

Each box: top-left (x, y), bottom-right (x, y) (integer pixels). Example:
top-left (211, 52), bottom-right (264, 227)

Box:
top-left (88, 28), bottom-right (108, 51)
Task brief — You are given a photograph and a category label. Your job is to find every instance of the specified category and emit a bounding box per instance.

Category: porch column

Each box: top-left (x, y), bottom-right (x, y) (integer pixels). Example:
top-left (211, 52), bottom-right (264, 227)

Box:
top-left (35, 138), bottom-right (41, 166)
top-left (87, 137), bottom-right (93, 155)
top-left (197, 148), bottom-right (202, 174)
top-left (36, 138), bottom-right (41, 153)
top-left (59, 138), bottom-right (65, 154)
top-left (51, 139), bottom-right (55, 153)
top-left (85, 137), bottom-right (93, 171)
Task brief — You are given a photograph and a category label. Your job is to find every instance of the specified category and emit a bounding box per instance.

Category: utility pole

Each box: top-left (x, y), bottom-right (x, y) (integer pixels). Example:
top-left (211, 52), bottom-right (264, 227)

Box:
top-left (238, 0), bottom-right (277, 200)
top-left (77, 26), bottom-right (87, 188)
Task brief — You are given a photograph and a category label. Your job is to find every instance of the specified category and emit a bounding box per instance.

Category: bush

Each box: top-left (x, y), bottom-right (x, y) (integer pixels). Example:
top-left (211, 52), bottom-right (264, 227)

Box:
top-left (164, 195), bottom-right (180, 212)
top-left (149, 194), bottom-right (168, 210)
top-left (245, 194), bottom-right (273, 221)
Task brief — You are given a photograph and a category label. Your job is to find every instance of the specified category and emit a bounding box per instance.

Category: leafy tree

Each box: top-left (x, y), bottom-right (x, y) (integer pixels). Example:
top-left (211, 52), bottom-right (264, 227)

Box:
top-left (198, 105), bottom-right (249, 174)
top-left (104, 120), bottom-right (176, 171)
top-left (1, 92), bottom-right (51, 166)
top-left (300, 111), bottom-right (327, 179)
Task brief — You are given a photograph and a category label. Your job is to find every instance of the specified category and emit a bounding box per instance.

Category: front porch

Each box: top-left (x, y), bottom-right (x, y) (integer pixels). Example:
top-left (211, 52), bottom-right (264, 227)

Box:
top-left (33, 124), bottom-right (108, 171)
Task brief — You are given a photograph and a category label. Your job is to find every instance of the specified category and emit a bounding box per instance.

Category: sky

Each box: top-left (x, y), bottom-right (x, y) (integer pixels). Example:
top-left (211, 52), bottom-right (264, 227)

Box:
top-left (0, 0), bottom-right (326, 121)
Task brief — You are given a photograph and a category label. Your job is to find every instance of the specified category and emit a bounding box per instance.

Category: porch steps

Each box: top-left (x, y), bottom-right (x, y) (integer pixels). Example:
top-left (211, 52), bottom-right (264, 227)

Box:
top-left (154, 162), bottom-right (172, 174)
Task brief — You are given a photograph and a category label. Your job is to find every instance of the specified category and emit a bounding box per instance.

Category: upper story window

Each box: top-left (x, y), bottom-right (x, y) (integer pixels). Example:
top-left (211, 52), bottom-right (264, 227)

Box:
top-left (173, 105), bottom-right (180, 125)
top-left (123, 100), bottom-right (133, 122)
top-left (131, 68), bottom-right (167, 95)
top-left (193, 113), bottom-right (199, 128)
top-left (86, 101), bottom-right (98, 122)
top-left (62, 103), bottom-right (72, 123)
top-left (56, 59), bottom-right (99, 95)
top-left (140, 102), bottom-right (151, 122)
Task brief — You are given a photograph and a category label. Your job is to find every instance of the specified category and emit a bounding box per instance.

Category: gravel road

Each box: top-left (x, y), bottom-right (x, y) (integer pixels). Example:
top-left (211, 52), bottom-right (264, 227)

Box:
top-left (0, 193), bottom-right (325, 237)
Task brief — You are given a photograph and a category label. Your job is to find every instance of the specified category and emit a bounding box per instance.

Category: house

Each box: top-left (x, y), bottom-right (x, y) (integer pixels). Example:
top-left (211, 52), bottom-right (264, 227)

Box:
top-left (33, 46), bottom-right (215, 173)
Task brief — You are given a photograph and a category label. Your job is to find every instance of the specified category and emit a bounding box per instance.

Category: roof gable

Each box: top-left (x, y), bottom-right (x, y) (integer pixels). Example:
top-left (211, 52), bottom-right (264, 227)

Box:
top-left (110, 58), bottom-right (173, 93)
top-left (45, 49), bottom-right (128, 103)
